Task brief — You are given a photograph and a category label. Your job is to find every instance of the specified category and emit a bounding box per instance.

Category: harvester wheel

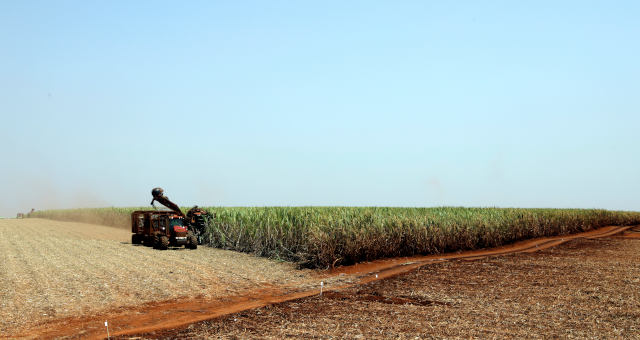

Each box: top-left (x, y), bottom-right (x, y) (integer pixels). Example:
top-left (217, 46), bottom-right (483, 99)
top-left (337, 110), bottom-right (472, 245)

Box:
top-left (158, 235), bottom-right (170, 250)
top-left (187, 232), bottom-right (198, 249)
top-left (131, 234), bottom-right (142, 244)
top-left (153, 234), bottom-right (167, 249)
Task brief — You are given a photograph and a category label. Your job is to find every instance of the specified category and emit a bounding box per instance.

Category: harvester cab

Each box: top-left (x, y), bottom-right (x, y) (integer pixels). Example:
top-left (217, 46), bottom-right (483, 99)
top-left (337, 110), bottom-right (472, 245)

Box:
top-left (186, 205), bottom-right (210, 244)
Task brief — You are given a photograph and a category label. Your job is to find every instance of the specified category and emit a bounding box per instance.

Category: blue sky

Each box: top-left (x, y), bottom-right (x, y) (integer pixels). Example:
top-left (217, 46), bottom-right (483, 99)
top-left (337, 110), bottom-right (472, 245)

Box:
top-left (1, 1), bottom-right (639, 216)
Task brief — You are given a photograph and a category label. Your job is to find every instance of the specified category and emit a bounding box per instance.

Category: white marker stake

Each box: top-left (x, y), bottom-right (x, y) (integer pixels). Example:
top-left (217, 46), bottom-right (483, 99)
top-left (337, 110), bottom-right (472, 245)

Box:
top-left (320, 281), bottom-right (324, 296)
top-left (105, 321), bottom-right (110, 339)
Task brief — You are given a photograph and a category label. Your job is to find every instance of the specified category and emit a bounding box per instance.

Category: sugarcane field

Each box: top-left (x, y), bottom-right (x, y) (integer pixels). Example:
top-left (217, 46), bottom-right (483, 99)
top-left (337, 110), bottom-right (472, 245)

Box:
top-left (3, 1), bottom-right (640, 339)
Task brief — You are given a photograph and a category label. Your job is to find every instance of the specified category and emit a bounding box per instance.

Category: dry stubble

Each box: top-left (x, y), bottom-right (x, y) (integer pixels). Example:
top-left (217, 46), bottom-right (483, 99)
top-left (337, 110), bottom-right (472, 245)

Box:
top-left (0, 218), bottom-right (319, 336)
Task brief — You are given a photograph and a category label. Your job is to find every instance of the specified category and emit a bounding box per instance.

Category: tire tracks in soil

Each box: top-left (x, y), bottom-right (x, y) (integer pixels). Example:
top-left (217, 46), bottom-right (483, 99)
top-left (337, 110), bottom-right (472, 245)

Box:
top-left (9, 225), bottom-right (637, 340)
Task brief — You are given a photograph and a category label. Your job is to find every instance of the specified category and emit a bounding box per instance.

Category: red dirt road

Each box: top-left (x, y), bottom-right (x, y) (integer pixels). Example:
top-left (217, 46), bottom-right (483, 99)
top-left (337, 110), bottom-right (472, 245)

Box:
top-left (10, 225), bottom-right (637, 339)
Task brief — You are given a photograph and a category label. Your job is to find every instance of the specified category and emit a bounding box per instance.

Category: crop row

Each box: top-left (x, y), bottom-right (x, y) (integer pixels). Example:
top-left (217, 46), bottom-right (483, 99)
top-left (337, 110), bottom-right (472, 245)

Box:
top-left (31, 207), bottom-right (640, 268)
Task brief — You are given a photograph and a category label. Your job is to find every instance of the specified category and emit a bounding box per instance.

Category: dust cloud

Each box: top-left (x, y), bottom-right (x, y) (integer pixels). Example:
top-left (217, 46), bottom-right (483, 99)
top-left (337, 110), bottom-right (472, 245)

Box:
top-left (0, 175), bottom-right (112, 218)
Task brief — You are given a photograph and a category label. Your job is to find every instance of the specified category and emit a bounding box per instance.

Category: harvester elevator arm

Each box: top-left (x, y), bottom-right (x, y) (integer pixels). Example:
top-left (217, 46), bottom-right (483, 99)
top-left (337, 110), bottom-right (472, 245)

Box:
top-left (150, 187), bottom-right (185, 217)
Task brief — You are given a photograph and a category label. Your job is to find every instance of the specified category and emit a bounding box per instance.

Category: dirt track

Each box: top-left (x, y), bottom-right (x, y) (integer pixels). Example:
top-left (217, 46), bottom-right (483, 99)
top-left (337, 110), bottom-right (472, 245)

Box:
top-left (3, 218), bottom-right (637, 339)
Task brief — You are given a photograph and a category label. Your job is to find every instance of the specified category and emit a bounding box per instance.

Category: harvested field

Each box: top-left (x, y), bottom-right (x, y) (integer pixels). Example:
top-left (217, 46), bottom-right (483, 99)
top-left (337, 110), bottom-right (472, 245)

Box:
top-left (147, 234), bottom-right (640, 339)
top-left (0, 218), bottom-right (327, 337)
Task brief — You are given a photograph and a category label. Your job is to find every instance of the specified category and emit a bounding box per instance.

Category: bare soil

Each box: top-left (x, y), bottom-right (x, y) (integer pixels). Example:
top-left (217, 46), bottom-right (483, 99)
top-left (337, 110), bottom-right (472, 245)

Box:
top-left (140, 229), bottom-right (640, 339)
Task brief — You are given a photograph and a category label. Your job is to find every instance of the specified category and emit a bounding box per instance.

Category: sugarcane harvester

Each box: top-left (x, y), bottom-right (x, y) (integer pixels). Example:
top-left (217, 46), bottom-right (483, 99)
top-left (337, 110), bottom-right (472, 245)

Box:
top-left (130, 187), bottom-right (210, 249)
